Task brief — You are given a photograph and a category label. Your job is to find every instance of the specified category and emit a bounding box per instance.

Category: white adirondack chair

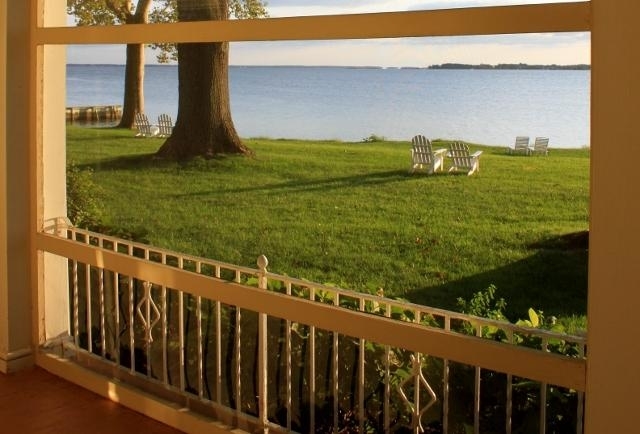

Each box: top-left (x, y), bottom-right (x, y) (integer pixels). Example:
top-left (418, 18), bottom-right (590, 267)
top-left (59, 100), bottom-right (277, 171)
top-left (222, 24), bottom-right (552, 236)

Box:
top-left (410, 135), bottom-right (447, 174)
top-left (507, 136), bottom-right (530, 155)
top-left (134, 112), bottom-right (157, 138)
top-left (157, 114), bottom-right (174, 137)
top-left (448, 142), bottom-right (483, 175)
top-left (530, 136), bottom-right (549, 155)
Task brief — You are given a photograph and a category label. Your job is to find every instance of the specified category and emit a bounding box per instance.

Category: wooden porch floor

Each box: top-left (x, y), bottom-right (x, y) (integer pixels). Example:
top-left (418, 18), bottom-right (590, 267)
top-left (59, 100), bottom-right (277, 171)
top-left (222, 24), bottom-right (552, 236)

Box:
top-left (0, 367), bottom-right (184, 433)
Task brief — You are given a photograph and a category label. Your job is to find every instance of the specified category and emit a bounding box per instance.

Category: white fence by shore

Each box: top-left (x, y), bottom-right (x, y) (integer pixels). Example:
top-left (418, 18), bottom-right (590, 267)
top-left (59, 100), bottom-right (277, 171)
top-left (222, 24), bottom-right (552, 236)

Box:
top-left (66, 105), bottom-right (122, 124)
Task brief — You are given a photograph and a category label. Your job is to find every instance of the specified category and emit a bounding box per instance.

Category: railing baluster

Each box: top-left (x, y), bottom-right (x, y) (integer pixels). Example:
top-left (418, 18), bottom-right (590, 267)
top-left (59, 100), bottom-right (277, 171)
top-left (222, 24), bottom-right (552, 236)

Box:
top-left (196, 261), bottom-right (203, 399)
top-left (506, 330), bottom-right (514, 434)
top-left (179, 257), bottom-right (185, 392)
top-left (162, 285), bottom-right (168, 386)
top-left (576, 343), bottom-right (585, 434)
top-left (99, 267), bottom-right (105, 358)
top-left (114, 242), bottom-right (120, 366)
top-left (413, 354), bottom-right (421, 434)
top-left (333, 293), bottom-right (340, 433)
top-left (160, 253), bottom-right (168, 386)
top-left (309, 286), bottom-right (316, 434)
top-left (145, 282), bottom-right (152, 377)
top-left (257, 256), bottom-right (269, 433)
top-left (359, 298), bottom-right (365, 433)
top-left (215, 265), bottom-right (222, 405)
top-left (86, 258), bottom-right (92, 354)
top-left (128, 245), bottom-right (135, 373)
top-left (475, 323), bottom-right (482, 434)
top-left (540, 338), bottom-right (548, 434)
top-left (216, 300), bottom-right (222, 404)
top-left (444, 316), bottom-right (451, 434)
top-left (234, 271), bottom-right (242, 414)
top-left (197, 294), bottom-right (203, 399)
top-left (413, 308), bottom-right (421, 434)
top-left (286, 282), bottom-right (293, 432)
top-left (235, 306), bottom-right (241, 413)
top-left (384, 303), bottom-right (391, 434)
top-left (72, 259), bottom-right (79, 352)
top-left (144, 251), bottom-right (151, 378)
top-left (540, 386), bottom-right (548, 434)
top-left (179, 289), bottom-right (185, 391)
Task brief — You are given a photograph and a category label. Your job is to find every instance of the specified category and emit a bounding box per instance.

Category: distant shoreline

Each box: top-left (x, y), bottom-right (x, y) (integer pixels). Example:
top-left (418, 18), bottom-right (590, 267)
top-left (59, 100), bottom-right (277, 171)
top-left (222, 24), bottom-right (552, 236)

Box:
top-left (68, 63), bottom-right (591, 70)
top-left (428, 63), bottom-right (590, 70)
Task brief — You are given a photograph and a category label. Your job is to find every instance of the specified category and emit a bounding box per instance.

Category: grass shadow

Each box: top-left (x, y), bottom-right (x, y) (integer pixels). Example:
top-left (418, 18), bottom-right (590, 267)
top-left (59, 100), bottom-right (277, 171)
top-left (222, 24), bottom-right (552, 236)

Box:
top-left (174, 169), bottom-right (416, 196)
top-left (406, 231), bottom-right (588, 320)
top-left (73, 152), bottom-right (235, 172)
top-left (73, 153), bottom-right (164, 171)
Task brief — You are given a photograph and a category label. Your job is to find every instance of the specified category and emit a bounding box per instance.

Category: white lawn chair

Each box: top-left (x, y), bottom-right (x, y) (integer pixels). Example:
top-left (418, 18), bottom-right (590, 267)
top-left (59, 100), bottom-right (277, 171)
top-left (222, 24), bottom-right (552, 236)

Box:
top-left (157, 114), bottom-right (174, 137)
top-left (530, 137), bottom-right (549, 155)
top-left (448, 142), bottom-right (483, 176)
top-left (134, 112), bottom-right (157, 138)
top-left (409, 135), bottom-right (447, 174)
top-left (507, 136), bottom-right (531, 155)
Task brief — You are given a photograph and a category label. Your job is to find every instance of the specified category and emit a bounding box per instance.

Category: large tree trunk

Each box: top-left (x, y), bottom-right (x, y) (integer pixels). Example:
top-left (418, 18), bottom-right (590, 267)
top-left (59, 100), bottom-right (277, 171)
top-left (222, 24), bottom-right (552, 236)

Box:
top-left (156, 0), bottom-right (252, 159)
top-left (117, 43), bottom-right (145, 128)
top-left (117, 1), bottom-right (152, 128)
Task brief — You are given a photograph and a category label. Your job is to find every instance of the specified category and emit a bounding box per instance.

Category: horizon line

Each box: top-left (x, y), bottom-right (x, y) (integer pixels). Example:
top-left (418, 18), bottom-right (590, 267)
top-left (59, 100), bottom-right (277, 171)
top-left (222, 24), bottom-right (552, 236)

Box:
top-left (67, 62), bottom-right (592, 68)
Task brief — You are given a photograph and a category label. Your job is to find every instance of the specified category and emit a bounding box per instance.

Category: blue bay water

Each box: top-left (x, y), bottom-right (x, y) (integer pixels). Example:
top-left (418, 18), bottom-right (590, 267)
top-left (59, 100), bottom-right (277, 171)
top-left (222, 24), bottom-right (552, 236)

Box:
top-left (67, 64), bottom-right (590, 148)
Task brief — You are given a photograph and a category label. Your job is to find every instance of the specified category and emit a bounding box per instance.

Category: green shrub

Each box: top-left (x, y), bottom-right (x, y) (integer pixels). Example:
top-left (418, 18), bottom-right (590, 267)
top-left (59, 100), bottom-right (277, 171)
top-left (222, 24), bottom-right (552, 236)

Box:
top-left (457, 284), bottom-right (507, 321)
top-left (66, 161), bottom-right (103, 229)
top-left (455, 286), bottom-right (582, 433)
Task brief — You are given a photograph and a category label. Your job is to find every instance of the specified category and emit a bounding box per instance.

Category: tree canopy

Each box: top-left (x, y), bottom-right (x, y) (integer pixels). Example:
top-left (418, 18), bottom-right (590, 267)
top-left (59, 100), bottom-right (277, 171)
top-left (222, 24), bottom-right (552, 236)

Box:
top-left (67, 1), bottom-right (268, 130)
top-left (150, 0), bottom-right (268, 63)
top-left (68, 0), bottom-right (268, 46)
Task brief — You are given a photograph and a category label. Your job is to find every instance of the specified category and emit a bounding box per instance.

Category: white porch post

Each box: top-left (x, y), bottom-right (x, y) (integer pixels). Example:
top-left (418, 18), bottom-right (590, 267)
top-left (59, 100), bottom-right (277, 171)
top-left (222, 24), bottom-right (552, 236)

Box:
top-left (587, 0), bottom-right (640, 432)
top-left (40, 0), bottom-right (69, 342)
top-left (0, 0), bottom-right (12, 372)
top-left (0, 0), bottom-right (33, 372)
top-left (0, 0), bottom-right (67, 373)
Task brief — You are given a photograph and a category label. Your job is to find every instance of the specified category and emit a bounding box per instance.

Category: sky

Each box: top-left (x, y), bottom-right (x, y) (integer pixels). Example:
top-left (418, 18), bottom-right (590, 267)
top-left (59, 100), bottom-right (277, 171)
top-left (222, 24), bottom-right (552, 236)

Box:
top-left (66, 0), bottom-right (590, 67)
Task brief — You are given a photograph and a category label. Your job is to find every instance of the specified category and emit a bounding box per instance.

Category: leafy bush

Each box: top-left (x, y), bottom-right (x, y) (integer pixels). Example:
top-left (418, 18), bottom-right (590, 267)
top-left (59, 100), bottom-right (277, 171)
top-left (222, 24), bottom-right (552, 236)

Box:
top-left (66, 161), bottom-right (103, 229)
top-left (456, 284), bottom-right (506, 321)
top-left (455, 286), bottom-right (583, 433)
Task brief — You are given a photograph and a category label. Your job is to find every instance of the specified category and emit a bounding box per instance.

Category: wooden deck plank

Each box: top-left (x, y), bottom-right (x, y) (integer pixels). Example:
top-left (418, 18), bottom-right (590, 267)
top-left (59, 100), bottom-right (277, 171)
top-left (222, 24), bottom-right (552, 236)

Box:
top-left (0, 367), bottom-right (184, 433)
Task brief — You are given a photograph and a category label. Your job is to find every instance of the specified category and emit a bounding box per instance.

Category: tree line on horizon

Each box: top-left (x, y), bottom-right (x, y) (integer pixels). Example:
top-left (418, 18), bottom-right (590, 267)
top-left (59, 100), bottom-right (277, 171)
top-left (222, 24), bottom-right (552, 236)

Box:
top-left (428, 62), bottom-right (590, 70)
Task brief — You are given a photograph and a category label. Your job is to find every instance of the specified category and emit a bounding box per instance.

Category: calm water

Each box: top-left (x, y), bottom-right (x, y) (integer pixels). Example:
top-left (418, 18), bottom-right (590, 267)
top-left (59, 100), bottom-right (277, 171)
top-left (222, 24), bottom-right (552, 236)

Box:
top-left (67, 64), bottom-right (590, 148)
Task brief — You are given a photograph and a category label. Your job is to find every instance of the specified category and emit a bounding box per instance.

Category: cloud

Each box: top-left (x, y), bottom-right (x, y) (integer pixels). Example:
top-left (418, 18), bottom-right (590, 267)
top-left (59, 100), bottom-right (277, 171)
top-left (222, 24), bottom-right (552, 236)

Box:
top-left (66, 32), bottom-right (590, 67)
top-left (67, 45), bottom-right (128, 64)
top-left (229, 33), bottom-right (589, 67)
top-left (240, 1), bottom-right (591, 66)
top-left (267, 0), bottom-right (427, 16)
top-left (408, 32), bottom-right (589, 47)
top-left (407, 0), bottom-right (585, 9)
top-left (266, 0), bottom-right (586, 17)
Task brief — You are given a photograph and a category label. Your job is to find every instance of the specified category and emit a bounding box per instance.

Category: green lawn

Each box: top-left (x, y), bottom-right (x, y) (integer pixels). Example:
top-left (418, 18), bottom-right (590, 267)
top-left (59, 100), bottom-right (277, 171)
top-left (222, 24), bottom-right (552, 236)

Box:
top-left (67, 126), bottom-right (589, 326)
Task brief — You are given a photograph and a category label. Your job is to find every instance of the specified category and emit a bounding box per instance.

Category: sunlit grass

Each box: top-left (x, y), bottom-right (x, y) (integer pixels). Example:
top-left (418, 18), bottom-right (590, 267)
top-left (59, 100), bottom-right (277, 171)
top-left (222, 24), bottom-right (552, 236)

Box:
top-left (67, 126), bottom-right (589, 323)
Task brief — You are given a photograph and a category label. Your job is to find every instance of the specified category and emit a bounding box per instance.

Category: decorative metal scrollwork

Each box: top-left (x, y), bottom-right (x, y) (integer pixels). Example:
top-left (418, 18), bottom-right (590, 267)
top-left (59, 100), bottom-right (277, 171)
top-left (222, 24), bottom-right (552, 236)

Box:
top-left (397, 354), bottom-right (438, 433)
top-left (136, 281), bottom-right (161, 343)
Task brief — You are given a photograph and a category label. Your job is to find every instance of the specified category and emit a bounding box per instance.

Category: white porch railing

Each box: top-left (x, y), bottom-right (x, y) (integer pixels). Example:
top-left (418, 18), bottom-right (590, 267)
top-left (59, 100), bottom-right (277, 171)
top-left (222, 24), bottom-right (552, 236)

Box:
top-left (37, 218), bottom-right (586, 434)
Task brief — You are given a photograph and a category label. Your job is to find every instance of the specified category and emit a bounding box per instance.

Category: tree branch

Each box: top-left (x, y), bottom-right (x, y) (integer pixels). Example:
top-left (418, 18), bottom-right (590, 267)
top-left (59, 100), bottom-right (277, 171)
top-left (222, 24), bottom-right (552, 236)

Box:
top-left (104, 0), bottom-right (131, 22)
top-left (135, 0), bottom-right (155, 23)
